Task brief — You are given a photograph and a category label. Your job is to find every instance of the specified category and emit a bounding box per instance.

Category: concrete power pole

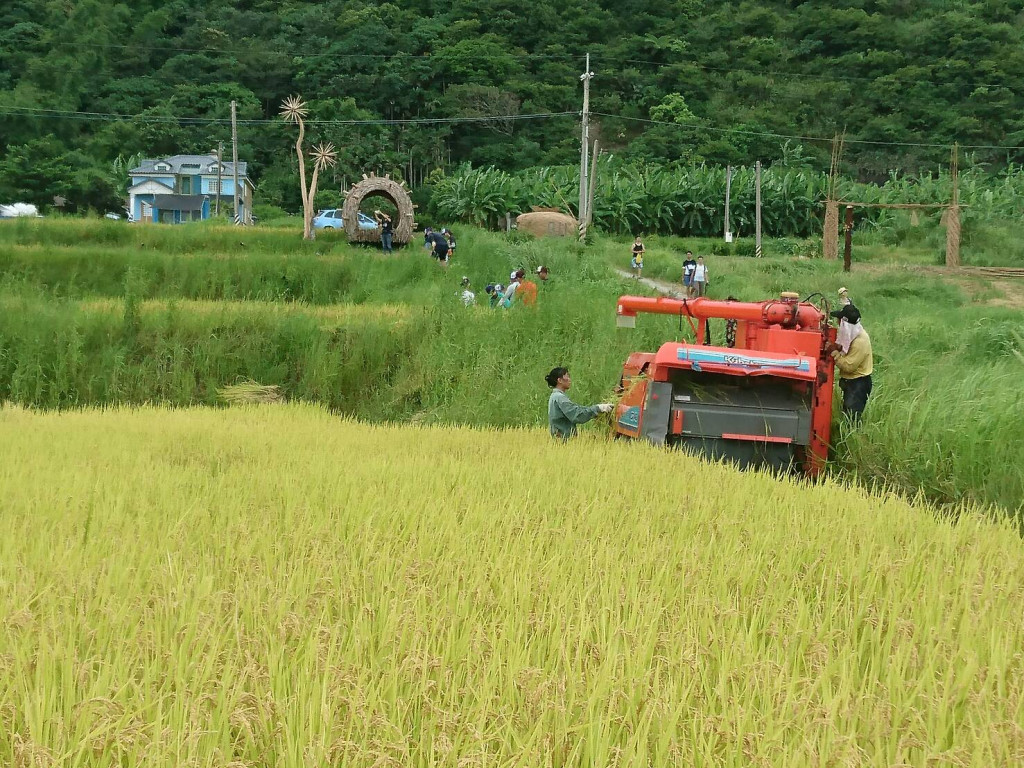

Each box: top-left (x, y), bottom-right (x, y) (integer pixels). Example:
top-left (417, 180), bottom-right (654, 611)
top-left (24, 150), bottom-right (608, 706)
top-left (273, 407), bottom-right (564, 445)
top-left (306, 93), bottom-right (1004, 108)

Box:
top-left (215, 141), bottom-right (223, 217)
top-left (724, 165), bottom-right (732, 242)
top-left (231, 100), bottom-right (241, 225)
top-left (755, 160), bottom-right (763, 258)
top-left (578, 53), bottom-right (594, 239)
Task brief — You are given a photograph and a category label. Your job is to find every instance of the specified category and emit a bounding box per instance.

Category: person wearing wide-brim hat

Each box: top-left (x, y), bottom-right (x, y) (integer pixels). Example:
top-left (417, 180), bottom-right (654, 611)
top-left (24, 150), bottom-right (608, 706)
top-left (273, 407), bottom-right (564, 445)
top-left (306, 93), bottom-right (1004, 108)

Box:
top-left (826, 303), bottom-right (873, 420)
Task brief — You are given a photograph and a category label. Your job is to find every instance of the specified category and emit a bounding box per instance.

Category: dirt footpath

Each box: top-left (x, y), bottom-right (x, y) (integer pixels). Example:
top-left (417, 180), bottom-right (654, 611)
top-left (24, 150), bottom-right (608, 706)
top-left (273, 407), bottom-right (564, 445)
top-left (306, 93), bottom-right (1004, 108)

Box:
top-left (616, 265), bottom-right (1024, 308)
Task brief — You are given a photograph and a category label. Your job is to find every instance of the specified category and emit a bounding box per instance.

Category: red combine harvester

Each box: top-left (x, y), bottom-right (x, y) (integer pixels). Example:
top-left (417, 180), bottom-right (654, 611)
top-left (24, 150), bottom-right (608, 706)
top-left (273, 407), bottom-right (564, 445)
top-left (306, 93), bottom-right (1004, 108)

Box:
top-left (613, 293), bottom-right (837, 477)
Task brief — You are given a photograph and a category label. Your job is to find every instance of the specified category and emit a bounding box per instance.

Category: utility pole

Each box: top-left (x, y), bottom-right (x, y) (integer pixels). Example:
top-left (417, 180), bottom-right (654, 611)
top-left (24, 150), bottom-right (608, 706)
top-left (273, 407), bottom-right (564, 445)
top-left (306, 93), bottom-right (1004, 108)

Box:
top-left (231, 100), bottom-right (241, 225)
top-left (754, 160), bottom-right (762, 258)
top-left (724, 165), bottom-right (732, 242)
top-left (581, 140), bottom-right (599, 241)
top-left (578, 53), bottom-right (594, 236)
top-left (215, 141), bottom-right (223, 217)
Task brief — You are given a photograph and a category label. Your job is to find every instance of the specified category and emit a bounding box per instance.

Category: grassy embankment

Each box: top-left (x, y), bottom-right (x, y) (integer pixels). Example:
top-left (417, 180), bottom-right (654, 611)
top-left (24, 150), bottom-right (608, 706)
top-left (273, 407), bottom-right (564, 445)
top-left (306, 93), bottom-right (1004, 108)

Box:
top-left (2, 405), bottom-right (1023, 767)
top-left (0, 218), bottom-right (1021, 514)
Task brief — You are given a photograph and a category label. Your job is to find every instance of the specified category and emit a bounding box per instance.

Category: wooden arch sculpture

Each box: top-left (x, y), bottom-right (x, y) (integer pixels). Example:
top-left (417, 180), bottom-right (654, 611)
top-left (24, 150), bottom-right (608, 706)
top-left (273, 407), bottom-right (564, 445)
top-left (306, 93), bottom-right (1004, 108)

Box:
top-left (340, 173), bottom-right (416, 245)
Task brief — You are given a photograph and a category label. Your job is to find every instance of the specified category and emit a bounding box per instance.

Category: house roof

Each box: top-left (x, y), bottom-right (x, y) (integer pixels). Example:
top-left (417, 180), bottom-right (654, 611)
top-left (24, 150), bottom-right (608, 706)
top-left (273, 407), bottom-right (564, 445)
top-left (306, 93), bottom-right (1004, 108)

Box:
top-left (128, 179), bottom-right (174, 194)
top-left (152, 194), bottom-right (208, 212)
top-left (129, 154), bottom-right (248, 178)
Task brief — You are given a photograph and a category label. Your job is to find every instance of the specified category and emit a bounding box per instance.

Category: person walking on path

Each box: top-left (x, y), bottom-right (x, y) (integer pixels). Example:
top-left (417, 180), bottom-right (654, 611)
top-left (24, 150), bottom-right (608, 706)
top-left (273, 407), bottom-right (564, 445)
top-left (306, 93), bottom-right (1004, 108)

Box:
top-left (631, 236), bottom-right (646, 278)
top-left (546, 367), bottom-right (613, 439)
top-left (682, 251), bottom-right (697, 297)
top-left (827, 304), bottom-right (873, 420)
top-left (691, 256), bottom-right (709, 297)
top-left (374, 210), bottom-right (394, 254)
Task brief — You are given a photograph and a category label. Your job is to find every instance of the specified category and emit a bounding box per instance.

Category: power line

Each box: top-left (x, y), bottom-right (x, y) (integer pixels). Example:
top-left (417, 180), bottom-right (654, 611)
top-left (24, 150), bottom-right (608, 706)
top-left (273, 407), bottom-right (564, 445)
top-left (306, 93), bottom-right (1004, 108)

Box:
top-left (4, 103), bottom-right (1023, 152)
top-left (591, 112), bottom-right (1024, 151)
top-left (0, 106), bottom-right (577, 126)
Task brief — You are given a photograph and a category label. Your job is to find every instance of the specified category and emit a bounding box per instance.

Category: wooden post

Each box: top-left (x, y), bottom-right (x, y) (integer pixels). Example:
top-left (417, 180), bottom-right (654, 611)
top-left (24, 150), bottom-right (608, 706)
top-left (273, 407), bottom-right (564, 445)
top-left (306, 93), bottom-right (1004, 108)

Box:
top-left (724, 165), bottom-right (732, 241)
top-left (843, 205), bottom-right (854, 272)
top-left (946, 142), bottom-right (961, 267)
top-left (231, 100), bottom-right (241, 225)
top-left (754, 161), bottom-right (762, 257)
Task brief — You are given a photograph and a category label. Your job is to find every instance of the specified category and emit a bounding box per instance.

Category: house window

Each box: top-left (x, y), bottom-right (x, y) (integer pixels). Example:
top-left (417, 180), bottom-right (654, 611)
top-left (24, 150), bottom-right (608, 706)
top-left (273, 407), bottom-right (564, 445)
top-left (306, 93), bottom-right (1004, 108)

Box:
top-left (181, 177), bottom-right (191, 194)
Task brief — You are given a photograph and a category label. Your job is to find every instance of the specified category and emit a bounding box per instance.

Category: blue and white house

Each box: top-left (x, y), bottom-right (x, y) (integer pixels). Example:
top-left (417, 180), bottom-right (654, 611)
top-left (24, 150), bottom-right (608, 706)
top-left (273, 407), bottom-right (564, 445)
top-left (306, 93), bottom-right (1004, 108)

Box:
top-left (127, 154), bottom-right (255, 224)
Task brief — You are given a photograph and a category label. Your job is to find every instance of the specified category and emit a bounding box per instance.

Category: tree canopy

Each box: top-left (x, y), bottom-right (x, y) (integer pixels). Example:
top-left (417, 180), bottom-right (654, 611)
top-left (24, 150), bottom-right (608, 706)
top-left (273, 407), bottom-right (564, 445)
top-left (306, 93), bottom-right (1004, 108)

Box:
top-left (2, 0), bottom-right (1023, 211)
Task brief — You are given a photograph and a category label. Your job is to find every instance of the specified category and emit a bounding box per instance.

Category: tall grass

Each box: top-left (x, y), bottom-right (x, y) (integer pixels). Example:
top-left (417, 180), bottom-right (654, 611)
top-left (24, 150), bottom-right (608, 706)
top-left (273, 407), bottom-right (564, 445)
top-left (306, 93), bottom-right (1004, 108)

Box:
top-left (2, 405), bottom-right (1023, 767)
top-left (1, 220), bottom-right (1021, 513)
top-left (0, 293), bottom-right (420, 409)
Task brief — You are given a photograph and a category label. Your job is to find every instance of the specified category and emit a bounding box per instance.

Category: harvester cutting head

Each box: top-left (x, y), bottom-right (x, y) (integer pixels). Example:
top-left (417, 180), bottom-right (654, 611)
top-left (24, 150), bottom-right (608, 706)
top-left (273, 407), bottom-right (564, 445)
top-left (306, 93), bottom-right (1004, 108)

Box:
top-left (613, 293), bottom-right (837, 476)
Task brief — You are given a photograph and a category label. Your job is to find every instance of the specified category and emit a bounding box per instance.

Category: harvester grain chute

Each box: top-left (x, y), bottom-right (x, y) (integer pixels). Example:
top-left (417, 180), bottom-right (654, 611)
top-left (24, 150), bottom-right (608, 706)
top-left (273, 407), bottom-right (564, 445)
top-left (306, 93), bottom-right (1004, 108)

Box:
top-left (613, 293), bottom-right (837, 477)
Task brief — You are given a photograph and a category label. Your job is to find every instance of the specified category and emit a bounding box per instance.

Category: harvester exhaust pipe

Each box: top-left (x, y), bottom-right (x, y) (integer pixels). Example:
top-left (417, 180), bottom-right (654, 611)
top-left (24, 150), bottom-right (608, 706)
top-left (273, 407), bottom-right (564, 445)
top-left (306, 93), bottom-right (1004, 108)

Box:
top-left (615, 295), bottom-right (826, 329)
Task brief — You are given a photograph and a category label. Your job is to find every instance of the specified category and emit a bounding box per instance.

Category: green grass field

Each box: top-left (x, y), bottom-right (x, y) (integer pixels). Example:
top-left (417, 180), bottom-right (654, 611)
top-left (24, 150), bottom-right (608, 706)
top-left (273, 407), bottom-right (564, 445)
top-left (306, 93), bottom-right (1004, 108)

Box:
top-left (0, 218), bottom-right (1021, 514)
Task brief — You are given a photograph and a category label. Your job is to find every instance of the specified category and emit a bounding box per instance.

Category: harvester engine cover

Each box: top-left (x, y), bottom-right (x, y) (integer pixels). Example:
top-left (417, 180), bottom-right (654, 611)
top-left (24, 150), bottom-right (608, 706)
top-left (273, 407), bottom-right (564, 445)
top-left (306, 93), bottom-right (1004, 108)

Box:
top-left (614, 293), bottom-right (837, 476)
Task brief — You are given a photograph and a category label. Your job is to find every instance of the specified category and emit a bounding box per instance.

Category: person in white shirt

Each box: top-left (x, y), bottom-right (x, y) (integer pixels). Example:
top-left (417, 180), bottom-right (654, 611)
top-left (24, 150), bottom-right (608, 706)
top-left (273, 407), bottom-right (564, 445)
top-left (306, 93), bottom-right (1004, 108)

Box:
top-left (692, 256), bottom-right (709, 297)
top-left (502, 269), bottom-right (523, 308)
top-left (459, 276), bottom-right (475, 306)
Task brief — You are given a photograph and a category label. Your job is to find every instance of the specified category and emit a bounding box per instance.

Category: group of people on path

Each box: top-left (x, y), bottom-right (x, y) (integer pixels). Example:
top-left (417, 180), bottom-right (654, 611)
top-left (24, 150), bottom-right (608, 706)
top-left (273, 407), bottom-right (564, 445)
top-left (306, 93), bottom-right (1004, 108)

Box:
top-left (628, 238), bottom-right (710, 298)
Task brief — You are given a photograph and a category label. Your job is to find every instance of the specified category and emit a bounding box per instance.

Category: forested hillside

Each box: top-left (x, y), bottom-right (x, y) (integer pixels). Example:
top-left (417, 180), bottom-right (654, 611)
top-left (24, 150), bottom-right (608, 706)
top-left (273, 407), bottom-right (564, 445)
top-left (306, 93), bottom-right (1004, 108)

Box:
top-left (2, 0), bottom-right (1024, 212)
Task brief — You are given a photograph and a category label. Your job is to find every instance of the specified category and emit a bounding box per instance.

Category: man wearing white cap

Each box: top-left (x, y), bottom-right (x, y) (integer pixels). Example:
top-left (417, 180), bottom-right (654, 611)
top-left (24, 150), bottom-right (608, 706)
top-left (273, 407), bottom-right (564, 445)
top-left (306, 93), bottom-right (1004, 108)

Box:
top-left (838, 287), bottom-right (851, 306)
top-left (501, 269), bottom-right (523, 308)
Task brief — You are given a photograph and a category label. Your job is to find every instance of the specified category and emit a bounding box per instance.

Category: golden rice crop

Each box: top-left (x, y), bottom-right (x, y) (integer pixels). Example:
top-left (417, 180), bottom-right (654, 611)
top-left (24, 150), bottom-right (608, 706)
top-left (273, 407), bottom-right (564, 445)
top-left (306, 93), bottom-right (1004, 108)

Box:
top-left (1, 404), bottom-right (1022, 767)
top-left (217, 380), bottom-right (284, 405)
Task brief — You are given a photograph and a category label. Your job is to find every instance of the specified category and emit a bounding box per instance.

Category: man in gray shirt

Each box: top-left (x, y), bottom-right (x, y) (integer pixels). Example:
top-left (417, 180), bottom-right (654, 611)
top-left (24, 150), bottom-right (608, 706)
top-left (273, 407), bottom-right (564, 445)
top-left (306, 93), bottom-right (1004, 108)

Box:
top-left (545, 366), bottom-right (613, 438)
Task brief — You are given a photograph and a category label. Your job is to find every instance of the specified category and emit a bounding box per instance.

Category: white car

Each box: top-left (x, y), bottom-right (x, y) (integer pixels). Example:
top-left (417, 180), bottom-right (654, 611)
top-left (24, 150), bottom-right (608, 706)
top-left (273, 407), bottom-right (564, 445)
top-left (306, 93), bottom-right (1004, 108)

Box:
top-left (312, 209), bottom-right (378, 230)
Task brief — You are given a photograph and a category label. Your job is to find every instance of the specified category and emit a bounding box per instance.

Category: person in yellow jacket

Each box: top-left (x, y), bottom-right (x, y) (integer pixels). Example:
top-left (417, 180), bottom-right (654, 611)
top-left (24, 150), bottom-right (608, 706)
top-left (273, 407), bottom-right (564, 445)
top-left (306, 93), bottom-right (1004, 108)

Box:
top-left (827, 303), bottom-right (873, 419)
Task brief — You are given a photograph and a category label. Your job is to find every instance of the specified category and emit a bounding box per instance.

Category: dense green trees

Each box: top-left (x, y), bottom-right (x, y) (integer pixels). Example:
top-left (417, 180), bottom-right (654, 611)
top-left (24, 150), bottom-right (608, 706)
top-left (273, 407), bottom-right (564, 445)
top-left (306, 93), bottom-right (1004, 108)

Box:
top-left (2, 0), bottom-right (1024, 212)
